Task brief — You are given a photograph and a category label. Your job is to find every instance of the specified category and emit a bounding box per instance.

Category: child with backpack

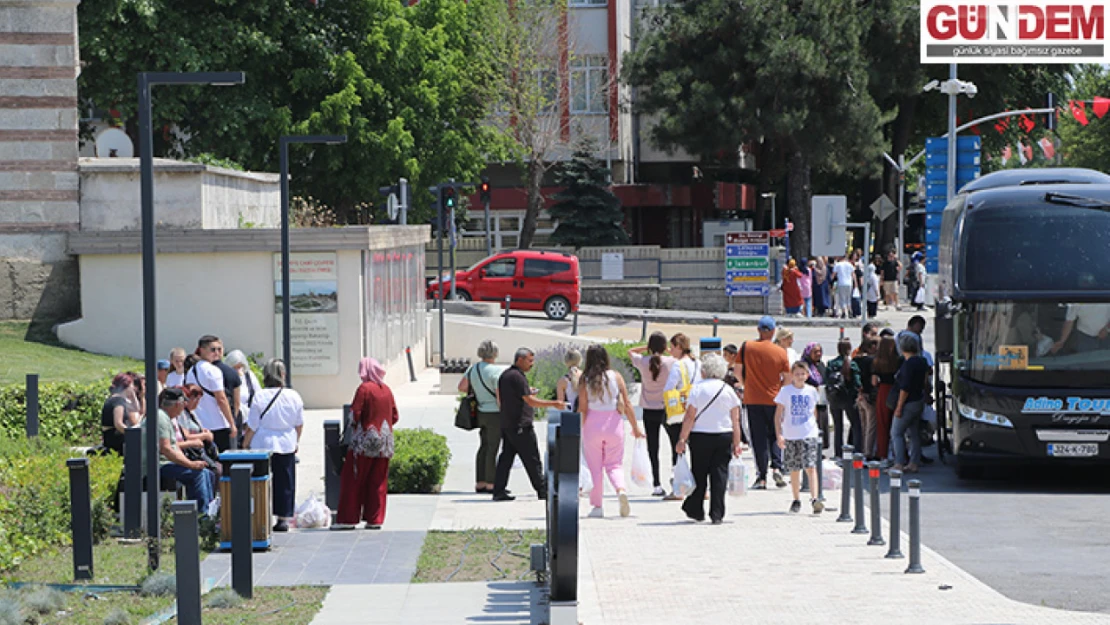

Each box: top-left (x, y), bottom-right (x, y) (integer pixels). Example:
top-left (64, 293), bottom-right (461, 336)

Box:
top-left (775, 361), bottom-right (825, 514)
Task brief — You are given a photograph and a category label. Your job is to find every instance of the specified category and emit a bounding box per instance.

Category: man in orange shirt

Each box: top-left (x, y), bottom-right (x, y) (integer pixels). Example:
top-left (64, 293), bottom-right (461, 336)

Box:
top-left (734, 316), bottom-right (791, 489)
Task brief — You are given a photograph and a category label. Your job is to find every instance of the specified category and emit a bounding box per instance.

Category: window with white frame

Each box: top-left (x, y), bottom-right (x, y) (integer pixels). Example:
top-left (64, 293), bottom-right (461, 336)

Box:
top-left (536, 68), bottom-right (559, 114)
top-left (569, 0), bottom-right (606, 6)
top-left (570, 56), bottom-right (609, 114)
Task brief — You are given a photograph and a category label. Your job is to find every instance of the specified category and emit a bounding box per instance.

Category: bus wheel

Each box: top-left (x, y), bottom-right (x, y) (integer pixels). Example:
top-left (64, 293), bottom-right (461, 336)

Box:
top-left (956, 459), bottom-right (985, 480)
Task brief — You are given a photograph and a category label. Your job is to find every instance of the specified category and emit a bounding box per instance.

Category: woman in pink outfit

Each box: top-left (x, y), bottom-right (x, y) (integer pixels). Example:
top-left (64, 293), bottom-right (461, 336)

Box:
top-left (579, 344), bottom-right (643, 518)
top-left (799, 260), bottom-right (814, 317)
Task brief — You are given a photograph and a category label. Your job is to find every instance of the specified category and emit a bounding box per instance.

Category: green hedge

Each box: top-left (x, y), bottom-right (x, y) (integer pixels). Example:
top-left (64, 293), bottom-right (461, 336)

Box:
top-left (388, 428), bottom-right (451, 494)
top-left (0, 437), bottom-right (122, 573)
top-left (0, 378), bottom-right (111, 444)
top-left (527, 341), bottom-right (643, 402)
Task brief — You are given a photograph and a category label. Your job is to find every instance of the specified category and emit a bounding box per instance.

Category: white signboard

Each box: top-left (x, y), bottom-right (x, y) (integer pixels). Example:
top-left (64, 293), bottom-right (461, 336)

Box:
top-left (811, 195), bottom-right (848, 257)
top-left (601, 252), bottom-right (624, 281)
top-left (274, 252), bottom-right (339, 375)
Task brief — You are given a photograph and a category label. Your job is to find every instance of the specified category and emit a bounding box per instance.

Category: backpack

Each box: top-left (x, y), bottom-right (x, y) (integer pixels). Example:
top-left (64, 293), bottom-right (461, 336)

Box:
top-left (825, 361), bottom-right (852, 401)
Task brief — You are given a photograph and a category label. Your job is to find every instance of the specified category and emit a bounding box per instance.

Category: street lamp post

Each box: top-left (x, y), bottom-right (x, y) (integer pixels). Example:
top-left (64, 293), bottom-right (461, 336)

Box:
top-left (138, 71), bottom-right (244, 569)
top-left (761, 192), bottom-right (776, 231)
top-left (279, 135), bottom-right (347, 388)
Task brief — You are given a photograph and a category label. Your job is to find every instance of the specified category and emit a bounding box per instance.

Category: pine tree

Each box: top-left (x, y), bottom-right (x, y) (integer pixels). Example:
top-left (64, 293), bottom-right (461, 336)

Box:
top-left (548, 138), bottom-right (629, 248)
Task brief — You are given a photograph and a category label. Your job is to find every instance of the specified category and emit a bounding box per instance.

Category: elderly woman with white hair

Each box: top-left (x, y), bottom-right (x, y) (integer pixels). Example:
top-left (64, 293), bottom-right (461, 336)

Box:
top-left (243, 359), bottom-right (304, 532)
top-left (459, 340), bottom-right (506, 493)
top-left (224, 349), bottom-right (262, 439)
top-left (674, 353), bottom-right (744, 525)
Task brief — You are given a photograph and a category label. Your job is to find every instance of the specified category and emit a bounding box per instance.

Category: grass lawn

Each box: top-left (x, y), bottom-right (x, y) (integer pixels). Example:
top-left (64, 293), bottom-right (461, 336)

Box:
top-left (413, 529), bottom-right (545, 583)
top-left (2, 538), bottom-right (327, 625)
top-left (0, 321), bottom-right (140, 386)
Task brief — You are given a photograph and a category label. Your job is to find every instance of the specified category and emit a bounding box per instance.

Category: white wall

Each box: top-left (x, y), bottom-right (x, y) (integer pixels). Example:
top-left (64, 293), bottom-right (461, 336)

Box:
top-left (430, 316), bottom-right (617, 364)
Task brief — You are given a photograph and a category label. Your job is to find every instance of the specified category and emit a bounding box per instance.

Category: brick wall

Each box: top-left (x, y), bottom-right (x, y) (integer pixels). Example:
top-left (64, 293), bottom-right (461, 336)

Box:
top-left (0, 0), bottom-right (81, 325)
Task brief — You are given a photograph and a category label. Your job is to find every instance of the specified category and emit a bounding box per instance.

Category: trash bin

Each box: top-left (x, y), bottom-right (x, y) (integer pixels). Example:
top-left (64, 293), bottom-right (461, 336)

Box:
top-left (218, 450), bottom-right (273, 551)
top-left (700, 337), bottom-right (722, 355)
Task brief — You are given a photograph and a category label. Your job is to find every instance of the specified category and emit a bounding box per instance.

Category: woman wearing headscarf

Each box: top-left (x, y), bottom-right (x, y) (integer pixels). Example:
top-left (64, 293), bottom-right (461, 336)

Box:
top-left (813, 257), bottom-right (830, 317)
top-left (243, 359), bottom-right (304, 532)
top-left (801, 342), bottom-right (830, 450)
top-left (798, 260), bottom-right (814, 318)
top-left (781, 259), bottom-right (803, 317)
top-left (335, 358), bottom-right (399, 530)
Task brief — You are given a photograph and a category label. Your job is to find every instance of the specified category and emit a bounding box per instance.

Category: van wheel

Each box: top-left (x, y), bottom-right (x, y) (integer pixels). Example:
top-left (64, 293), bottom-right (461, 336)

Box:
top-left (453, 290), bottom-right (471, 302)
top-left (544, 296), bottom-right (570, 320)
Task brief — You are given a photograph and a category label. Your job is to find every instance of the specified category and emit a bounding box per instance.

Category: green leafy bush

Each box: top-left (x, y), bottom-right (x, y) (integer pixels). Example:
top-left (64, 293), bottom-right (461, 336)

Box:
top-left (0, 377), bottom-right (112, 443)
top-left (0, 437), bottom-right (122, 573)
top-left (140, 572), bottom-right (176, 597)
top-left (526, 342), bottom-right (642, 402)
top-left (388, 428), bottom-right (451, 494)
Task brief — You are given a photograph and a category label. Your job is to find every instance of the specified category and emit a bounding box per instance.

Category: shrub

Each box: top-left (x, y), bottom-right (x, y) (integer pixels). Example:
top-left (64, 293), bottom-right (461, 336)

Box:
top-left (20, 587), bottom-right (64, 615)
top-left (205, 588), bottom-right (243, 610)
top-left (388, 428), bottom-right (451, 494)
top-left (140, 572), bottom-right (176, 597)
top-left (0, 595), bottom-right (23, 625)
top-left (0, 437), bottom-right (122, 573)
top-left (102, 608), bottom-right (132, 625)
top-left (0, 377), bottom-right (113, 443)
top-left (526, 342), bottom-right (641, 402)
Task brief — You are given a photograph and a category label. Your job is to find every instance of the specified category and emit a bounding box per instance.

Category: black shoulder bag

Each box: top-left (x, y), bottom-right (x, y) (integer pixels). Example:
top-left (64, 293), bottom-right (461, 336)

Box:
top-left (455, 366), bottom-right (481, 431)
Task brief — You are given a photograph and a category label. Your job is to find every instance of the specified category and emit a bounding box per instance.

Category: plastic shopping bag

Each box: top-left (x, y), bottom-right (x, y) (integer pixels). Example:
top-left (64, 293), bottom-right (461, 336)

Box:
top-left (727, 457), bottom-right (747, 498)
top-left (579, 457), bottom-right (593, 494)
top-left (630, 439), bottom-right (652, 488)
top-left (821, 460), bottom-right (843, 491)
top-left (672, 453), bottom-right (695, 499)
top-left (295, 492), bottom-right (331, 529)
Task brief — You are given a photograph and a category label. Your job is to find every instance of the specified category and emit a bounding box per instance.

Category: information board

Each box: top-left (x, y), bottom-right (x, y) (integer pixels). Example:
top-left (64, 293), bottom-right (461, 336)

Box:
top-left (724, 231), bottom-right (770, 296)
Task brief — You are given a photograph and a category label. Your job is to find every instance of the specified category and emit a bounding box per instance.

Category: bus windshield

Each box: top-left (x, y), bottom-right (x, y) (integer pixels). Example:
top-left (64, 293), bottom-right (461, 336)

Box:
top-left (964, 301), bottom-right (1110, 388)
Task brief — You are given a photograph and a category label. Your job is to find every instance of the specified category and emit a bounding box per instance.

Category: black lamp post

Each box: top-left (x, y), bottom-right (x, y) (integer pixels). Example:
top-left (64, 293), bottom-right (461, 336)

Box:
top-left (138, 71), bottom-right (245, 568)
top-left (278, 135), bottom-right (347, 388)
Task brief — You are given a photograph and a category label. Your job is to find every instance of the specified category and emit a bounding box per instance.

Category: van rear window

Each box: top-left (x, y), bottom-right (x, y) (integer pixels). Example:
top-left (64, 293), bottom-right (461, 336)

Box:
top-left (523, 259), bottom-right (571, 277)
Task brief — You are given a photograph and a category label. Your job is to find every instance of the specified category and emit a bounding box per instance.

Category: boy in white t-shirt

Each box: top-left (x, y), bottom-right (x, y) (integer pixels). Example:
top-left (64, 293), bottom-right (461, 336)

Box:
top-left (775, 361), bottom-right (824, 514)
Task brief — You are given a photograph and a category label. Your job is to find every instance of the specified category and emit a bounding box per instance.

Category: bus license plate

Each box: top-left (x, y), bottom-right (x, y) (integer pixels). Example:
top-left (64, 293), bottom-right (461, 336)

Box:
top-left (1047, 443), bottom-right (1099, 458)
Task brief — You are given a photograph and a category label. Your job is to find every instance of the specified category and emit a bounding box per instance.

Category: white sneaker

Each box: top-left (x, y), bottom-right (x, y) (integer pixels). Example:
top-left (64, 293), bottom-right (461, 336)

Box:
top-left (588, 507), bottom-right (604, 518)
top-left (651, 486), bottom-right (666, 497)
top-left (619, 493), bottom-right (630, 518)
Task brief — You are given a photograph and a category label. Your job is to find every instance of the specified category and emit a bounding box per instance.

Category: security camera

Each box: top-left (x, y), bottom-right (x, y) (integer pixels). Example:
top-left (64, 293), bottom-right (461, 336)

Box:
top-left (964, 83), bottom-right (978, 98)
top-left (922, 80), bottom-right (940, 92)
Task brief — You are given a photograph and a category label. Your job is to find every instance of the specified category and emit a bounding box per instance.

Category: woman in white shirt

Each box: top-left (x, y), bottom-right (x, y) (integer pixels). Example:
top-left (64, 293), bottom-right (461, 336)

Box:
top-left (244, 359), bottom-right (304, 532)
top-left (662, 333), bottom-right (702, 500)
top-left (166, 347), bottom-right (187, 388)
top-left (674, 353), bottom-right (743, 525)
top-left (225, 349), bottom-right (263, 435)
top-left (579, 344), bottom-right (643, 519)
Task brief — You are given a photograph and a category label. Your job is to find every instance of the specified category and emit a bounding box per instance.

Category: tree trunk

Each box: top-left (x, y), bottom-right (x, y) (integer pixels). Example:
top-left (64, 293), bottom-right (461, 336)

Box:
top-left (518, 158), bottom-right (545, 249)
top-left (786, 149), bottom-right (811, 261)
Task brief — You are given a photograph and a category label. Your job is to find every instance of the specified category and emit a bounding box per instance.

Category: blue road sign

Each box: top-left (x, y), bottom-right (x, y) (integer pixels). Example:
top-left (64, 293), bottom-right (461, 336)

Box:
top-left (725, 244), bottom-right (770, 258)
top-left (726, 283), bottom-right (770, 296)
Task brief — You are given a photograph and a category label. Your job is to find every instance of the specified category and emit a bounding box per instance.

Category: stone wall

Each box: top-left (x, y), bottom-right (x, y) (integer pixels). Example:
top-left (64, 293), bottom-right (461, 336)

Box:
top-left (0, 0), bottom-right (82, 326)
top-left (583, 283), bottom-right (783, 315)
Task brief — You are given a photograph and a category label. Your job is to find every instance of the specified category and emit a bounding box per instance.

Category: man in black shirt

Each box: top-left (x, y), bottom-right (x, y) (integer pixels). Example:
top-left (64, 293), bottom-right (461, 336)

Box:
top-left (492, 347), bottom-right (565, 501)
top-left (881, 251), bottom-right (901, 310)
top-left (211, 343), bottom-right (243, 448)
top-left (891, 336), bottom-right (929, 472)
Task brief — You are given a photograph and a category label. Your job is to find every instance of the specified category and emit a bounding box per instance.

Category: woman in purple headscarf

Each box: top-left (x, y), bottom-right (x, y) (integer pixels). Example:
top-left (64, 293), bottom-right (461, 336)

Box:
top-left (335, 358), bottom-right (399, 530)
top-left (801, 343), bottom-right (831, 450)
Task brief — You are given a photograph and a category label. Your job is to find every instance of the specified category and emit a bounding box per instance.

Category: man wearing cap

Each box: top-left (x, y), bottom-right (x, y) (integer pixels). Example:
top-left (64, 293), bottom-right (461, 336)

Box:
top-left (156, 359), bottom-right (170, 395)
top-left (733, 316), bottom-right (792, 489)
top-left (142, 387), bottom-right (215, 514)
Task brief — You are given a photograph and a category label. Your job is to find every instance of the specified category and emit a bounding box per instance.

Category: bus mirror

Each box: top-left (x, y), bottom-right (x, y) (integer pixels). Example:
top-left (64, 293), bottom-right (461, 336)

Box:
top-left (935, 300), bottom-right (954, 362)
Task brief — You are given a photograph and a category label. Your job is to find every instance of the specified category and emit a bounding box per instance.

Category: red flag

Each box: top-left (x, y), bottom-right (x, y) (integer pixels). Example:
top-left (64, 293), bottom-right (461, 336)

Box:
top-left (1019, 114), bottom-right (1035, 133)
top-left (994, 118), bottom-right (1010, 134)
top-left (1094, 97), bottom-right (1110, 119)
top-left (1038, 137), bottom-right (1056, 160)
top-left (1071, 100), bottom-right (1090, 125)
top-left (1001, 145), bottom-right (1012, 166)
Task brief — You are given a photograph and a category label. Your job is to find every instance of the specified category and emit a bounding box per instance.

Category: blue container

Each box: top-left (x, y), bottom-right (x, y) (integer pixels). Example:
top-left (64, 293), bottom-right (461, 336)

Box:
top-left (925, 229), bottom-right (941, 244)
top-left (926, 259), bottom-right (939, 273)
top-left (700, 337), bottom-right (722, 354)
top-left (925, 213), bottom-right (943, 229)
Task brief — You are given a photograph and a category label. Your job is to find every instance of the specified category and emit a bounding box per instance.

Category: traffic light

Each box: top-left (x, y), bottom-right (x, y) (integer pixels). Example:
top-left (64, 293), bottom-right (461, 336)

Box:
top-left (442, 186), bottom-right (457, 211)
top-left (479, 177), bottom-right (491, 204)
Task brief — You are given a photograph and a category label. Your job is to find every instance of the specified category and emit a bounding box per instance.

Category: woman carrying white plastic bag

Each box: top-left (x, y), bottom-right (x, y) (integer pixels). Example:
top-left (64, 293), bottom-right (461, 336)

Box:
top-left (674, 353), bottom-right (744, 524)
top-left (630, 438), bottom-right (653, 488)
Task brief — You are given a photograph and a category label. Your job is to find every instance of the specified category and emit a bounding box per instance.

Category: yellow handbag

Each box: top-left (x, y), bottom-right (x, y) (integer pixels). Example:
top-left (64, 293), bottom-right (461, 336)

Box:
top-left (664, 360), bottom-right (693, 421)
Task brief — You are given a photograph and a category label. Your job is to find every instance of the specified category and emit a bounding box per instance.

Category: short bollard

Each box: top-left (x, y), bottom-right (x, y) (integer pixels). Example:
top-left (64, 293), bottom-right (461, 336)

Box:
top-left (231, 464), bottom-right (253, 598)
top-left (123, 427), bottom-right (142, 538)
top-left (504, 295), bottom-right (511, 327)
top-left (905, 479), bottom-right (925, 574)
top-left (572, 309), bottom-right (579, 336)
top-left (836, 445), bottom-right (854, 522)
top-left (323, 420), bottom-right (341, 517)
top-left (25, 373), bottom-right (39, 438)
top-left (67, 458), bottom-right (93, 580)
top-left (851, 453), bottom-right (868, 534)
top-left (815, 452), bottom-right (824, 501)
top-left (885, 469), bottom-right (904, 559)
top-left (172, 501), bottom-right (202, 625)
top-left (405, 347), bottom-right (417, 382)
top-left (640, 313), bottom-right (648, 342)
top-left (867, 461), bottom-right (885, 546)
top-left (712, 316), bottom-right (719, 337)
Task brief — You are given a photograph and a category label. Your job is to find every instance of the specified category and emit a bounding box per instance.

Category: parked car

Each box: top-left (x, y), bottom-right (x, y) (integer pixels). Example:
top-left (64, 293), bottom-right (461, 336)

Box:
top-left (426, 250), bottom-right (580, 320)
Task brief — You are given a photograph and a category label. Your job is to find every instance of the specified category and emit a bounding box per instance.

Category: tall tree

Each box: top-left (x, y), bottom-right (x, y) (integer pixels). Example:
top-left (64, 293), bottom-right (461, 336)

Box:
top-left (1057, 65), bottom-right (1110, 171)
top-left (624, 0), bottom-right (887, 259)
top-left (548, 137), bottom-right (628, 248)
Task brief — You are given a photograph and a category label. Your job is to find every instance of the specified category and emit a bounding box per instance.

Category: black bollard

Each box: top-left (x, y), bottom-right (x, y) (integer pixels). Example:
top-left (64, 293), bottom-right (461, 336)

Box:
top-left (172, 501), bottom-right (202, 625)
top-left (815, 452), bottom-right (824, 502)
top-left (231, 464), bottom-right (253, 598)
top-left (867, 461), bottom-right (885, 546)
top-left (124, 427), bottom-right (142, 538)
top-left (885, 469), bottom-right (904, 559)
top-left (67, 458), bottom-right (93, 580)
top-left (25, 374), bottom-right (39, 438)
top-left (905, 479), bottom-right (924, 574)
top-left (405, 347), bottom-right (417, 382)
top-left (712, 316), bottom-right (719, 337)
top-left (572, 309), bottom-right (579, 336)
top-left (640, 312), bottom-right (648, 342)
top-left (836, 445), bottom-right (854, 522)
top-left (324, 420), bottom-right (341, 517)
top-left (851, 453), bottom-right (867, 534)
top-left (504, 295), bottom-right (511, 327)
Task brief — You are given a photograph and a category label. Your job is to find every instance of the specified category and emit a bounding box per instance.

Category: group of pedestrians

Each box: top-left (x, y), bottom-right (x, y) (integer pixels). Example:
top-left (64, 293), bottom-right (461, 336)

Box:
top-left (783, 250), bottom-right (929, 319)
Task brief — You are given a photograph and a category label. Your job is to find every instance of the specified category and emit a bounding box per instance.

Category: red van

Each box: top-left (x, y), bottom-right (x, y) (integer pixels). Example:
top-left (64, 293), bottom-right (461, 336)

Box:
top-left (427, 250), bottom-right (581, 320)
